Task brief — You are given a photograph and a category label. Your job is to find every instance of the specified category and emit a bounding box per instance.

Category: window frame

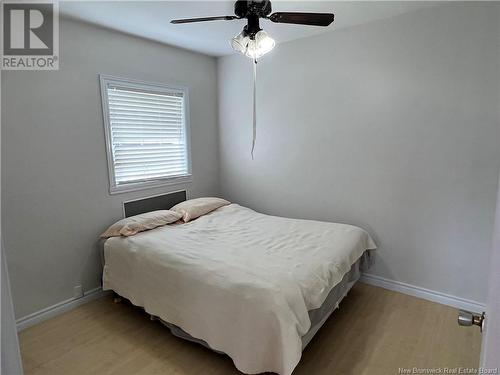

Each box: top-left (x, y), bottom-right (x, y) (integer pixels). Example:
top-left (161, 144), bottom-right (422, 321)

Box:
top-left (99, 75), bottom-right (192, 195)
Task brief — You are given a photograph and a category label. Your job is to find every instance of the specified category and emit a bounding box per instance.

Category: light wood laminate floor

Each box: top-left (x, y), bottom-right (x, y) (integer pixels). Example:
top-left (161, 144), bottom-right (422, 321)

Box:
top-left (19, 283), bottom-right (481, 375)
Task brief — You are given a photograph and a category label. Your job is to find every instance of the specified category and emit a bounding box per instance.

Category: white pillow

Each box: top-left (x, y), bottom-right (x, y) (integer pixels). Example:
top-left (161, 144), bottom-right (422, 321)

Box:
top-left (100, 210), bottom-right (182, 238)
top-left (171, 197), bottom-right (230, 223)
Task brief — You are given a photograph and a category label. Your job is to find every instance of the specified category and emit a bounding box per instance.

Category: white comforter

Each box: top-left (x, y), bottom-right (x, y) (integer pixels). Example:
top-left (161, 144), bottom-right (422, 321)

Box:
top-left (103, 204), bottom-right (376, 375)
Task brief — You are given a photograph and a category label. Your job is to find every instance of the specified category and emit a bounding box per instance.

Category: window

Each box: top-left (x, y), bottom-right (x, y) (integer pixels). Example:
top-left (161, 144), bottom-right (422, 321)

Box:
top-left (100, 75), bottom-right (191, 194)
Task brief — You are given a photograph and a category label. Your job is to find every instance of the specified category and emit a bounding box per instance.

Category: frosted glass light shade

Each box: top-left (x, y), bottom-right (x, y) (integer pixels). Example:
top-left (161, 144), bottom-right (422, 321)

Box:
top-left (230, 31), bottom-right (248, 54)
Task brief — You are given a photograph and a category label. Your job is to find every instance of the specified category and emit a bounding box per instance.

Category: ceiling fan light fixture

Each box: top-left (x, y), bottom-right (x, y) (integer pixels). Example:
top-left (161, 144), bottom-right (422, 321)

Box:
top-left (230, 30), bottom-right (249, 54)
top-left (230, 29), bottom-right (275, 59)
top-left (249, 30), bottom-right (275, 58)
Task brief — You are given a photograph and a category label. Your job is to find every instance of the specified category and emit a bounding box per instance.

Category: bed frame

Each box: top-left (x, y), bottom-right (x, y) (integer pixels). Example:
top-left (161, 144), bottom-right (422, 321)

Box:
top-left (122, 190), bottom-right (187, 218)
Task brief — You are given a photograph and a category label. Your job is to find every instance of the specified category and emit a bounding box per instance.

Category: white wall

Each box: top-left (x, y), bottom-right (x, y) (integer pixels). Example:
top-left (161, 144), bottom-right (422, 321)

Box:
top-left (218, 3), bottom-right (500, 303)
top-left (1, 72), bottom-right (23, 374)
top-left (1, 246), bottom-right (23, 374)
top-left (1, 17), bottom-right (219, 319)
top-left (481, 7), bottom-right (500, 366)
top-left (481, 171), bottom-right (500, 368)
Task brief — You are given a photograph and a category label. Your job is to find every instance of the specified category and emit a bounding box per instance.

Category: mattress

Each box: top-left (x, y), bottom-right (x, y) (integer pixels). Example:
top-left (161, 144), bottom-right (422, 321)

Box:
top-left (103, 204), bottom-right (376, 375)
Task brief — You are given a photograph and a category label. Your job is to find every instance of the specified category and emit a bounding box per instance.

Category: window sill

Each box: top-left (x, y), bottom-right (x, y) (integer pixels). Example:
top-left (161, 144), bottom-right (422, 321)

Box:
top-left (109, 175), bottom-right (192, 195)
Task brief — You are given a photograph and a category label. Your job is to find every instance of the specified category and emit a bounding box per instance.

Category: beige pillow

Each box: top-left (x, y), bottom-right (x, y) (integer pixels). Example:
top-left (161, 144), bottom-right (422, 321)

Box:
top-left (100, 210), bottom-right (182, 238)
top-left (171, 197), bottom-right (230, 223)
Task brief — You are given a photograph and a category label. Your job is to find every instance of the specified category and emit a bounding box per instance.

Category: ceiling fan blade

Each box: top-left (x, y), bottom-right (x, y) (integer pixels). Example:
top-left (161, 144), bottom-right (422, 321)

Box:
top-left (171, 16), bottom-right (238, 24)
top-left (268, 12), bottom-right (334, 27)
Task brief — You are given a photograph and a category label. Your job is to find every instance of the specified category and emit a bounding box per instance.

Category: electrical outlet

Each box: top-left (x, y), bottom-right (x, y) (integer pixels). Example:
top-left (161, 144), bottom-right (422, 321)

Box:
top-left (73, 285), bottom-right (84, 299)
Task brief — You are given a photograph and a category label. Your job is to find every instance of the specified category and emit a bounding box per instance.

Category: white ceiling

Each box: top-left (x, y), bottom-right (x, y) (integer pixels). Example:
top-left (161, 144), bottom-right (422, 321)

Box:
top-left (61, 1), bottom-right (437, 56)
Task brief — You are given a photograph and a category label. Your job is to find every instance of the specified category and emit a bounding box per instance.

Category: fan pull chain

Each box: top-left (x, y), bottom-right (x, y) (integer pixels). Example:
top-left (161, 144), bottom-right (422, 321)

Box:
top-left (251, 58), bottom-right (257, 160)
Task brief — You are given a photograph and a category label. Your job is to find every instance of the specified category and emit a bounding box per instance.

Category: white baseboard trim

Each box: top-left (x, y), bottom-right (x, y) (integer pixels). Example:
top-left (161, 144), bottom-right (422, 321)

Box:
top-left (15, 276), bottom-right (485, 331)
top-left (361, 273), bottom-right (485, 313)
top-left (16, 287), bottom-right (110, 332)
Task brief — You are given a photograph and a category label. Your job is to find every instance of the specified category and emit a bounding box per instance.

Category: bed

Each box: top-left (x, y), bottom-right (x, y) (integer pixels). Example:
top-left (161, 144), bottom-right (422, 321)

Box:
top-left (102, 191), bottom-right (376, 375)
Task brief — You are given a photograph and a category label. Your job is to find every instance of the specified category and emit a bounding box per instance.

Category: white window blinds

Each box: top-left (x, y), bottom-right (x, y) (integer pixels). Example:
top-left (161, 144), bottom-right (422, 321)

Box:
top-left (100, 76), bottom-right (191, 193)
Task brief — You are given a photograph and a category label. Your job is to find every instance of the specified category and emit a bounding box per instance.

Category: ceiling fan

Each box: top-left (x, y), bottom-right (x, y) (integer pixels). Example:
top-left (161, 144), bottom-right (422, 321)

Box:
top-left (171, 0), bottom-right (335, 59)
top-left (171, 1), bottom-right (334, 159)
